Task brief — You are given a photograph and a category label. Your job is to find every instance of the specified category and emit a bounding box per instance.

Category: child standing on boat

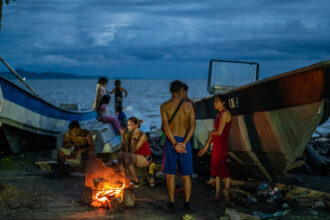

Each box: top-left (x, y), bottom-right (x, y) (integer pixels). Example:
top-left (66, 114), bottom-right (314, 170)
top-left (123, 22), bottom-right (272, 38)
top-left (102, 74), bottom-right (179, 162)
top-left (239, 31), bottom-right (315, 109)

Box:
top-left (110, 79), bottom-right (127, 113)
top-left (93, 77), bottom-right (110, 111)
top-left (97, 95), bottom-right (121, 134)
top-left (198, 94), bottom-right (232, 205)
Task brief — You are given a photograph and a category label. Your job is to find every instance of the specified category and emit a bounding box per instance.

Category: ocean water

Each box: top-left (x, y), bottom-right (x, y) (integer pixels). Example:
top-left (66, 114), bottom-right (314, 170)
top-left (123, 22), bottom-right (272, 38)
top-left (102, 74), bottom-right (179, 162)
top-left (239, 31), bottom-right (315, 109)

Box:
top-left (11, 78), bottom-right (330, 133)
top-left (14, 79), bottom-right (209, 128)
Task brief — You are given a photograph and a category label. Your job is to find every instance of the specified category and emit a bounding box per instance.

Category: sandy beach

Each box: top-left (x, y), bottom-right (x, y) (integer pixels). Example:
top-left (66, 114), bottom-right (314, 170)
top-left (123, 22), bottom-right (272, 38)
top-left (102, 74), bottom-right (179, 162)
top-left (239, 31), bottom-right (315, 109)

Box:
top-left (0, 129), bottom-right (329, 219)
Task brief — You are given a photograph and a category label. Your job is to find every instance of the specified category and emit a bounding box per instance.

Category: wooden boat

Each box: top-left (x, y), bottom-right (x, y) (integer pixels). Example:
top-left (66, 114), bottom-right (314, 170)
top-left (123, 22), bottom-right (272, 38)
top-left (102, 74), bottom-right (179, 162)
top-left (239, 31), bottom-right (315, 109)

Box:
top-left (193, 60), bottom-right (330, 181)
top-left (0, 57), bottom-right (151, 154)
top-left (0, 58), bottom-right (98, 153)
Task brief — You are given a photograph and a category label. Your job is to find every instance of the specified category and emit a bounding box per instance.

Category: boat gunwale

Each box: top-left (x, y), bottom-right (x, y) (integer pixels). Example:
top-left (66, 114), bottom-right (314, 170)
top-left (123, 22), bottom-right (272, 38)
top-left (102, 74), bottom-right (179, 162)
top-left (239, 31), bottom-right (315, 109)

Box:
top-left (195, 60), bottom-right (330, 103)
top-left (0, 75), bottom-right (94, 115)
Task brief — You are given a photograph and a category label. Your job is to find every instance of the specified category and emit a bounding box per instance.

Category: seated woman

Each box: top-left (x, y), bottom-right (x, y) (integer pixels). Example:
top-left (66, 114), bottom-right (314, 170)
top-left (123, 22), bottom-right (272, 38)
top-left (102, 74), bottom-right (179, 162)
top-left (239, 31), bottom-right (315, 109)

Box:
top-left (117, 116), bottom-right (152, 187)
top-left (57, 120), bottom-right (95, 177)
top-left (97, 95), bottom-right (121, 134)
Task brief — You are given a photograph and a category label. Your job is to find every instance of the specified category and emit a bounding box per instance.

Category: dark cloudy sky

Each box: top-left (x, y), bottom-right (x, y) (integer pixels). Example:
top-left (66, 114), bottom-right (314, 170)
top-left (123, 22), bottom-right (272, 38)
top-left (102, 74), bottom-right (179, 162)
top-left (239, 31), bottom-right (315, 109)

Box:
top-left (0, 0), bottom-right (329, 78)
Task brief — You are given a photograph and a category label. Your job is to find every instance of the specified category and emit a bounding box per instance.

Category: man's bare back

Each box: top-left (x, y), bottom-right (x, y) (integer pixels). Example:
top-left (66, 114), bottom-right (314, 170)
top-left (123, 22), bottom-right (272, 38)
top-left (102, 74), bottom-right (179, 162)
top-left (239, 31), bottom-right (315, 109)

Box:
top-left (161, 97), bottom-right (195, 138)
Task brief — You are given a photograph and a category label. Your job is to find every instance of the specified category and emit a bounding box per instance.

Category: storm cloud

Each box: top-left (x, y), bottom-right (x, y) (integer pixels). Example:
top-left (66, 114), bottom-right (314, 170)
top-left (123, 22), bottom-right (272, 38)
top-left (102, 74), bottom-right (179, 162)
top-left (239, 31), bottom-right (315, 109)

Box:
top-left (0, 0), bottom-right (329, 78)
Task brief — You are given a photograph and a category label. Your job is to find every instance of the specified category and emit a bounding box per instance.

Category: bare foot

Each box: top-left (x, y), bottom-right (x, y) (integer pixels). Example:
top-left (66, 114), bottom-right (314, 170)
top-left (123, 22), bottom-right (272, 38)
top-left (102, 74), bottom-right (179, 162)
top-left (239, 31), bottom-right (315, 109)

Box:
top-left (223, 189), bottom-right (232, 205)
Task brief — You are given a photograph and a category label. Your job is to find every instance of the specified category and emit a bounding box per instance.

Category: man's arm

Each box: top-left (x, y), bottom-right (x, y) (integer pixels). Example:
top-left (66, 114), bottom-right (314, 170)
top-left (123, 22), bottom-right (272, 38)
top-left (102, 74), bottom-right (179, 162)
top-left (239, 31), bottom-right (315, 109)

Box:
top-left (62, 132), bottom-right (73, 148)
top-left (182, 103), bottom-right (196, 146)
top-left (109, 88), bottom-right (116, 94)
top-left (74, 131), bottom-right (95, 157)
top-left (86, 131), bottom-right (95, 151)
top-left (122, 87), bottom-right (128, 97)
top-left (160, 103), bottom-right (177, 146)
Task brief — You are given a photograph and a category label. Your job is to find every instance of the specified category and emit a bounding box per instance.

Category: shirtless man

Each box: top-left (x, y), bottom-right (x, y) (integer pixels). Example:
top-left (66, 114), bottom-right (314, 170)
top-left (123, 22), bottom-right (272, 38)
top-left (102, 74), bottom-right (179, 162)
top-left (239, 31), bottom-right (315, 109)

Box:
top-left (176, 83), bottom-right (195, 193)
top-left (57, 121), bottom-right (95, 176)
top-left (183, 83), bottom-right (194, 107)
top-left (160, 80), bottom-right (196, 212)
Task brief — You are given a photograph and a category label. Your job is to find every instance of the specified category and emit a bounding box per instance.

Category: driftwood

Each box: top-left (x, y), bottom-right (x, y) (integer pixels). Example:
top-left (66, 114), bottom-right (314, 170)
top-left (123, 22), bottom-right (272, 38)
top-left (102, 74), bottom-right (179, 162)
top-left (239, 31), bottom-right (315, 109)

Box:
top-left (82, 187), bottom-right (92, 205)
top-left (0, 57), bottom-right (40, 97)
top-left (230, 179), bottom-right (260, 191)
top-left (284, 160), bottom-right (306, 173)
top-left (277, 183), bottom-right (330, 210)
top-left (123, 189), bottom-right (134, 208)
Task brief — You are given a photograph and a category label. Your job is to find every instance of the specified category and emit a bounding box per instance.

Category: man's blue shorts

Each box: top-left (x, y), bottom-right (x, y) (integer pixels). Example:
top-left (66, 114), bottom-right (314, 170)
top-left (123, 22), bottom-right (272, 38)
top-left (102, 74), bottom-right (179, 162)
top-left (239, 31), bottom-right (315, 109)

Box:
top-left (162, 136), bottom-right (193, 176)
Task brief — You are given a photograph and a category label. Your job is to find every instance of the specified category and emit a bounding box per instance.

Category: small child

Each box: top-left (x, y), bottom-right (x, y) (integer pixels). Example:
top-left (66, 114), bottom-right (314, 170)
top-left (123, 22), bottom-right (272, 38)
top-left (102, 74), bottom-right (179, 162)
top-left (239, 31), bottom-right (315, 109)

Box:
top-left (93, 77), bottom-right (110, 111)
top-left (97, 95), bottom-right (121, 134)
top-left (116, 106), bottom-right (127, 127)
top-left (110, 79), bottom-right (127, 113)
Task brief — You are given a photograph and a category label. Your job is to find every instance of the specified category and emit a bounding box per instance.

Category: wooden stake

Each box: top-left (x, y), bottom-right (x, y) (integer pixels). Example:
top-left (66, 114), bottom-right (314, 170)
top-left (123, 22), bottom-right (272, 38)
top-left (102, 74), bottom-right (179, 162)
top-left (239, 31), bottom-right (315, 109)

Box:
top-left (0, 57), bottom-right (40, 97)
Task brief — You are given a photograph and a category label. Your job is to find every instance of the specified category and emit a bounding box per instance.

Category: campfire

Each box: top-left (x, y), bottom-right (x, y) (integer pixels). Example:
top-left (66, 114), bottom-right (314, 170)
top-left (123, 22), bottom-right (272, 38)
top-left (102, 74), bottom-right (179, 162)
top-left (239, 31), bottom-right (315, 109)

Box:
top-left (84, 156), bottom-right (134, 209)
top-left (91, 177), bottom-right (126, 208)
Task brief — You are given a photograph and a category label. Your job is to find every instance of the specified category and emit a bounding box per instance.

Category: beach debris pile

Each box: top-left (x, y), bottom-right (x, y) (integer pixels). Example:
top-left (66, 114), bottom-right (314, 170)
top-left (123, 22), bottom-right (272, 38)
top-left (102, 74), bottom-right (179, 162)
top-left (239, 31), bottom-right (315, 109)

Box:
top-left (305, 132), bottom-right (330, 175)
top-left (282, 132), bottom-right (330, 177)
top-left (223, 180), bottom-right (330, 218)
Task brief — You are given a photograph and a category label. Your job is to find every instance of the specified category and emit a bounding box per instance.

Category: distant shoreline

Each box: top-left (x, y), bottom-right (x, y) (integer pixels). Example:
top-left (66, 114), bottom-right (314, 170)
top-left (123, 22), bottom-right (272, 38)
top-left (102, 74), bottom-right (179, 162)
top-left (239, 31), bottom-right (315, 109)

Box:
top-left (0, 69), bottom-right (206, 80)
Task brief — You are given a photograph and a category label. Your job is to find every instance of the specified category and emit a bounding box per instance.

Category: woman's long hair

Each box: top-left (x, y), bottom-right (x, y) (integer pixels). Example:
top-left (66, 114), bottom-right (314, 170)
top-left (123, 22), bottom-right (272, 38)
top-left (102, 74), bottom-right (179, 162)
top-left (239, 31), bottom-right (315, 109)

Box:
top-left (215, 94), bottom-right (229, 110)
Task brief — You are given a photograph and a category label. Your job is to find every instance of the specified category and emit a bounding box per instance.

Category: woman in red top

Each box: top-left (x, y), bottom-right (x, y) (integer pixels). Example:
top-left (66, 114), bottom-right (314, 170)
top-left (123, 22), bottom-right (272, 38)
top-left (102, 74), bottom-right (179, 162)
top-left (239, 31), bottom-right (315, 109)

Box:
top-left (198, 94), bottom-right (232, 204)
top-left (117, 116), bottom-right (152, 187)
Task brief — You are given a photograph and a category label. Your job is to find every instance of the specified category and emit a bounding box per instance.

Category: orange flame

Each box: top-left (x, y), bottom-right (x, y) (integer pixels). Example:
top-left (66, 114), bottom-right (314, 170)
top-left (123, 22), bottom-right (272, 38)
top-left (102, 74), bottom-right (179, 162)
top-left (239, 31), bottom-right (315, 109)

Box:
top-left (85, 156), bottom-right (129, 208)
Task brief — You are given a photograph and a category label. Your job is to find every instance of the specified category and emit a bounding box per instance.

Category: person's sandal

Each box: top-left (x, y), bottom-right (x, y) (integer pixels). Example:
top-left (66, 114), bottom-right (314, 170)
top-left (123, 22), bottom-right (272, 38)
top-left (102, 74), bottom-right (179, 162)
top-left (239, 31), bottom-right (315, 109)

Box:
top-left (222, 189), bottom-right (233, 206)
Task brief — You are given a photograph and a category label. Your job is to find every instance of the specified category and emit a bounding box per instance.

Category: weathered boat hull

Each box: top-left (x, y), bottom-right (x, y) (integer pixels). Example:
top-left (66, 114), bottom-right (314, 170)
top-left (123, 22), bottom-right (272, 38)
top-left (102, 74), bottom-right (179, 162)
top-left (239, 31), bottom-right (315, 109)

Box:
top-left (0, 75), bottom-right (97, 153)
top-left (194, 61), bottom-right (330, 181)
top-left (0, 75), bottom-right (151, 155)
top-left (0, 122), bottom-right (57, 152)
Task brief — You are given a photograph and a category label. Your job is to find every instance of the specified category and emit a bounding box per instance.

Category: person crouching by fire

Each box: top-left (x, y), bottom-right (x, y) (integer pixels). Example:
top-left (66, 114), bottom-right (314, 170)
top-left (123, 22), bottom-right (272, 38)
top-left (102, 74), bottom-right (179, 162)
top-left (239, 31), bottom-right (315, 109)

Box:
top-left (117, 116), bottom-right (152, 188)
top-left (57, 120), bottom-right (95, 177)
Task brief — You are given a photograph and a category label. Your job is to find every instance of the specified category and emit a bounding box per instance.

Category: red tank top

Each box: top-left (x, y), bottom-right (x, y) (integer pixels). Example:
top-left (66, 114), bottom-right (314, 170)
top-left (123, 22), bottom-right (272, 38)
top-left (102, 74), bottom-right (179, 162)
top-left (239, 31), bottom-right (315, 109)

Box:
top-left (135, 141), bottom-right (152, 156)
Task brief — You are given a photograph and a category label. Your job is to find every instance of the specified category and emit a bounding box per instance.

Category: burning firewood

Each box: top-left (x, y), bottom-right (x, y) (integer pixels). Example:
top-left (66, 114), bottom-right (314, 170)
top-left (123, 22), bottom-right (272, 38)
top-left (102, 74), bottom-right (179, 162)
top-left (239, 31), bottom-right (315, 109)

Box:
top-left (85, 156), bottom-right (133, 209)
top-left (82, 187), bottom-right (92, 205)
top-left (123, 189), bottom-right (135, 208)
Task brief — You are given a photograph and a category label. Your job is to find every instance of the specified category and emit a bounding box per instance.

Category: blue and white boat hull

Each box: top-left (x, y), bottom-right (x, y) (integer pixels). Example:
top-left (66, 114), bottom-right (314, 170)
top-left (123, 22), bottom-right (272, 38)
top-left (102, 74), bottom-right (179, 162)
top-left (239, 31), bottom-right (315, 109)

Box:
top-left (0, 76), bottom-right (97, 153)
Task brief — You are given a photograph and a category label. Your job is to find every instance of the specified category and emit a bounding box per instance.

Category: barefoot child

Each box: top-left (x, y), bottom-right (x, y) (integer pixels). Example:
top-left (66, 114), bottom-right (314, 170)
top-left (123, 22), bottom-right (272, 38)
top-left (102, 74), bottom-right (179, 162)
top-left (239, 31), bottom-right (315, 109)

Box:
top-left (110, 79), bottom-right (128, 113)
